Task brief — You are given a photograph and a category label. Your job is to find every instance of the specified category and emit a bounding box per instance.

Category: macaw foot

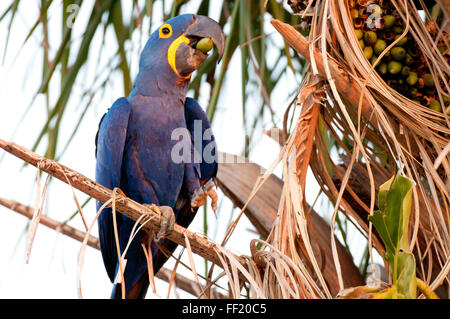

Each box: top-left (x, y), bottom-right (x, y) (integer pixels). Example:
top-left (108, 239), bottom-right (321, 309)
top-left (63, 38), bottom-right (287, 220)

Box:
top-left (191, 179), bottom-right (218, 212)
top-left (113, 187), bottom-right (127, 197)
top-left (108, 188), bottom-right (127, 207)
top-left (143, 204), bottom-right (175, 242)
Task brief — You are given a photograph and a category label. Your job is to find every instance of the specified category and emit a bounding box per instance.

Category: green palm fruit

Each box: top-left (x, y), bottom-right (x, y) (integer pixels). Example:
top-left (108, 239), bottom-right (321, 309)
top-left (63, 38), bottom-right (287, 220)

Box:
top-left (392, 26), bottom-right (403, 34)
top-left (364, 31), bottom-right (377, 45)
top-left (370, 55), bottom-right (378, 65)
top-left (443, 95), bottom-right (449, 104)
top-left (394, 34), bottom-right (408, 46)
top-left (374, 39), bottom-right (387, 55)
top-left (391, 46), bottom-right (406, 60)
top-left (196, 38), bottom-right (213, 53)
top-left (408, 87), bottom-right (418, 97)
top-left (401, 66), bottom-right (410, 77)
top-left (383, 15), bottom-right (396, 29)
top-left (355, 29), bottom-right (363, 40)
top-left (405, 54), bottom-right (414, 66)
top-left (423, 73), bottom-right (435, 88)
top-left (406, 72), bottom-right (418, 85)
top-left (388, 60), bottom-right (402, 74)
top-left (378, 63), bottom-right (388, 74)
top-left (359, 39), bottom-right (365, 49)
top-left (364, 46), bottom-right (374, 59)
top-left (429, 99), bottom-right (441, 112)
top-left (349, 0), bottom-right (442, 109)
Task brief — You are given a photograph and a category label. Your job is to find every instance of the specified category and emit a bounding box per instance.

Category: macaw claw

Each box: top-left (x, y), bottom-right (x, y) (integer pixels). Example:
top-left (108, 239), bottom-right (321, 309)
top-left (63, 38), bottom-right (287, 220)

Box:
top-left (113, 187), bottom-right (127, 198)
top-left (143, 204), bottom-right (175, 242)
top-left (191, 179), bottom-right (218, 212)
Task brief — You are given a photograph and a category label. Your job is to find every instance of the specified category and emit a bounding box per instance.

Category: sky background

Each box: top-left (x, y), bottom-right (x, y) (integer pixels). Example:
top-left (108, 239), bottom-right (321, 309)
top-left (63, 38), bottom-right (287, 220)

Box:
top-left (0, 0), bottom-right (370, 298)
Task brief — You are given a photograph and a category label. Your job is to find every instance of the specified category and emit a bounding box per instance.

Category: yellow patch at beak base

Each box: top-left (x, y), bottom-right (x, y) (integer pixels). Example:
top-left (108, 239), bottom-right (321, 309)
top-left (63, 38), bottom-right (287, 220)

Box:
top-left (168, 35), bottom-right (190, 77)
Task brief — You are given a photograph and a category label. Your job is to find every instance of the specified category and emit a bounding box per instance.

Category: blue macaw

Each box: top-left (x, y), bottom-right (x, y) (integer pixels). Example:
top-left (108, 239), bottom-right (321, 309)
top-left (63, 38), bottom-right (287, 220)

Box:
top-left (95, 14), bottom-right (224, 299)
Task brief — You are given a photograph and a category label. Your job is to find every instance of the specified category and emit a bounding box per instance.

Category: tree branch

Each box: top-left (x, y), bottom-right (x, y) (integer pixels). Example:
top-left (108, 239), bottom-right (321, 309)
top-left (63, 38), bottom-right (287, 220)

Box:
top-left (0, 197), bottom-right (99, 249)
top-left (0, 138), bottom-right (247, 272)
top-left (0, 197), bottom-right (225, 298)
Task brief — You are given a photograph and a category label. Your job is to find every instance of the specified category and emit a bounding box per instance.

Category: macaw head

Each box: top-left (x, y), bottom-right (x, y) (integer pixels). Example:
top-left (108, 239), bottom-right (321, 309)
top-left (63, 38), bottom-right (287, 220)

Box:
top-left (138, 14), bottom-right (225, 81)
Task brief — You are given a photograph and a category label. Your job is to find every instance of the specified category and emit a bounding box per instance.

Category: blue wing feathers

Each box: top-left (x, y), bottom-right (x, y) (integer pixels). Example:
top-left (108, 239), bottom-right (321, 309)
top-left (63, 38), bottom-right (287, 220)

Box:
top-left (95, 97), bottom-right (131, 282)
top-left (148, 98), bottom-right (219, 276)
top-left (184, 97), bottom-right (218, 181)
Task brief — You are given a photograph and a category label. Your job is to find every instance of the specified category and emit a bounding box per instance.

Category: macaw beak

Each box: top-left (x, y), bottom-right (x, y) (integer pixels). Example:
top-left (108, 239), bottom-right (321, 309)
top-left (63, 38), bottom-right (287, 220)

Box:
top-left (171, 15), bottom-right (225, 78)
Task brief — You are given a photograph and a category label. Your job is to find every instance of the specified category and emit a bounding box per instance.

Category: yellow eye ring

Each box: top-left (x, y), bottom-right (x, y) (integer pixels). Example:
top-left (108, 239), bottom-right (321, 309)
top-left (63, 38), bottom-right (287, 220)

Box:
top-left (159, 24), bottom-right (173, 38)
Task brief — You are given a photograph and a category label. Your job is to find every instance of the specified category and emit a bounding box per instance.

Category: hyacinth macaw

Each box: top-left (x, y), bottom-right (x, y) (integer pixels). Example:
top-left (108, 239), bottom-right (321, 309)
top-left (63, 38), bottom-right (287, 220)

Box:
top-left (95, 14), bottom-right (224, 299)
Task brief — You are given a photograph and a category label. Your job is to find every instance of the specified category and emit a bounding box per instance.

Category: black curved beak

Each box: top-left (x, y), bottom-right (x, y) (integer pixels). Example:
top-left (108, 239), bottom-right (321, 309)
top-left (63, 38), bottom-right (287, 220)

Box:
top-left (174, 15), bottom-right (225, 78)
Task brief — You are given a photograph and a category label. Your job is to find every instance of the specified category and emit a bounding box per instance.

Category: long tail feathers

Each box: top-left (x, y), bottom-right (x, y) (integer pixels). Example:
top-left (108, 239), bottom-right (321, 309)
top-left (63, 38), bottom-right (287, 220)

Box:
top-left (111, 274), bottom-right (149, 299)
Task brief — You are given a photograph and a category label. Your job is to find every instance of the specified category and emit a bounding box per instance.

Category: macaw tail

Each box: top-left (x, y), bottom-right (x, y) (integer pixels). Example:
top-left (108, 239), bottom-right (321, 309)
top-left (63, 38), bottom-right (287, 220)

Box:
top-left (111, 273), bottom-right (149, 299)
top-left (109, 203), bottom-right (199, 299)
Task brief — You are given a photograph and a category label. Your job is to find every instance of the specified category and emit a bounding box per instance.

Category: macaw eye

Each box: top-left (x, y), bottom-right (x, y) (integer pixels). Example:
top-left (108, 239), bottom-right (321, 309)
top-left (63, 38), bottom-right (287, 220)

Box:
top-left (159, 24), bottom-right (173, 39)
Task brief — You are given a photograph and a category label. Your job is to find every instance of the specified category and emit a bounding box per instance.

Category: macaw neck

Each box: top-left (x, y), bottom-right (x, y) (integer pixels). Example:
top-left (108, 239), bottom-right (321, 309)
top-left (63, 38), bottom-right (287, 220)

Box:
top-left (129, 64), bottom-right (190, 102)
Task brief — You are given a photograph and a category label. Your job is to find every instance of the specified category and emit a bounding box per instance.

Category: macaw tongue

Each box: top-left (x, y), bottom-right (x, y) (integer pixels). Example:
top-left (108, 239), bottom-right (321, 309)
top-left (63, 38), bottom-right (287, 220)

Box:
top-left (196, 38), bottom-right (213, 53)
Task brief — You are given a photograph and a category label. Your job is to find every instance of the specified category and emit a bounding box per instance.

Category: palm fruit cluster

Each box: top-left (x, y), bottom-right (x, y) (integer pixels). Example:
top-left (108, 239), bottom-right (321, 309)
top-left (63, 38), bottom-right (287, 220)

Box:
top-left (349, 0), bottom-right (449, 114)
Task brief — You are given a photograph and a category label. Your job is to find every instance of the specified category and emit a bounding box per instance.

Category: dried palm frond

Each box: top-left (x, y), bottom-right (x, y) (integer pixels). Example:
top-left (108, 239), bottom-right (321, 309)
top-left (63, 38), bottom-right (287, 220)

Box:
top-left (216, 152), bottom-right (365, 295)
top-left (270, 0), bottom-right (449, 298)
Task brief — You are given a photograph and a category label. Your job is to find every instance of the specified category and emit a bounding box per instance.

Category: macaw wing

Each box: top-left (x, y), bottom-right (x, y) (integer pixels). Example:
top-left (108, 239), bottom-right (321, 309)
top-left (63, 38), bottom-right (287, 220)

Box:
top-left (95, 97), bottom-right (130, 282)
top-left (149, 98), bottom-right (219, 275)
top-left (184, 97), bottom-right (218, 182)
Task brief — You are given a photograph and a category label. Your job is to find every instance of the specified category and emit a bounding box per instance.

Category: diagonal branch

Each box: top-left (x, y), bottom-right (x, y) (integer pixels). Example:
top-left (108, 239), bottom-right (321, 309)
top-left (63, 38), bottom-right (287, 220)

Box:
top-left (0, 138), bottom-right (247, 272)
top-left (0, 197), bottom-right (225, 298)
top-left (0, 197), bottom-right (100, 249)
